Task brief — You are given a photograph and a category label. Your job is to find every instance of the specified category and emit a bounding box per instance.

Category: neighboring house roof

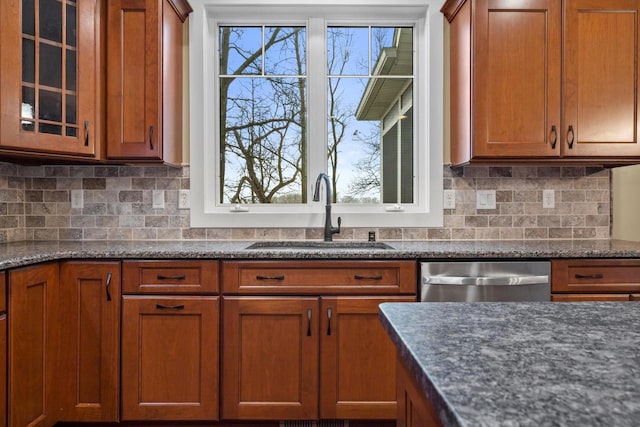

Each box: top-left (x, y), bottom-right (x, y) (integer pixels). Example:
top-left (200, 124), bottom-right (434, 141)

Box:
top-left (355, 27), bottom-right (413, 121)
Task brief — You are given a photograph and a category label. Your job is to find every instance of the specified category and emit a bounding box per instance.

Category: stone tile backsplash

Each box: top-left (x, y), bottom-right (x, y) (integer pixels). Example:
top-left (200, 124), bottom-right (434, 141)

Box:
top-left (0, 161), bottom-right (611, 242)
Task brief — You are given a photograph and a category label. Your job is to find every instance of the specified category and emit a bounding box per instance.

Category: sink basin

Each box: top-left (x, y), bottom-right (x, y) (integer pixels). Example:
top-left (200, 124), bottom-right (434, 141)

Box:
top-left (245, 241), bottom-right (393, 250)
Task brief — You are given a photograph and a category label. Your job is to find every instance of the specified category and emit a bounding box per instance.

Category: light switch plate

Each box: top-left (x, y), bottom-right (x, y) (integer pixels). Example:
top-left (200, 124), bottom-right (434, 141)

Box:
top-left (476, 190), bottom-right (496, 210)
top-left (71, 190), bottom-right (83, 209)
top-left (152, 190), bottom-right (165, 209)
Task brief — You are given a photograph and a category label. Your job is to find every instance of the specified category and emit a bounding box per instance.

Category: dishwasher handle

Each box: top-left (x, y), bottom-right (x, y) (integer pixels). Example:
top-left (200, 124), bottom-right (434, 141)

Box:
top-left (423, 275), bottom-right (549, 286)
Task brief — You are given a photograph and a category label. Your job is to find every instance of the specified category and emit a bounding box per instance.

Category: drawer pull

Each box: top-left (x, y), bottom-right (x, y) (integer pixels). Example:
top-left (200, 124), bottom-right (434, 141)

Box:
top-left (256, 275), bottom-right (285, 281)
top-left (105, 272), bottom-right (112, 302)
top-left (155, 304), bottom-right (185, 310)
top-left (157, 274), bottom-right (186, 281)
top-left (327, 307), bottom-right (332, 336)
top-left (354, 274), bottom-right (382, 280)
top-left (307, 308), bottom-right (312, 337)
top-left (575, 273), bottom-right (604, 279)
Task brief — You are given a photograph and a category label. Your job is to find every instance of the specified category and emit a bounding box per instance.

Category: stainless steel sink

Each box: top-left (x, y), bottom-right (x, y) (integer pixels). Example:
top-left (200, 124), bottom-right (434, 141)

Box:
top-left (245, 241), bottom-right (393, 250)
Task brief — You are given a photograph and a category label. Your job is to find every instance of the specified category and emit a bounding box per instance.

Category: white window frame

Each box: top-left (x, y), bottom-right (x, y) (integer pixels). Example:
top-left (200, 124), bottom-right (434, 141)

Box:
top-left (189, 0), bottom-right (444, 228)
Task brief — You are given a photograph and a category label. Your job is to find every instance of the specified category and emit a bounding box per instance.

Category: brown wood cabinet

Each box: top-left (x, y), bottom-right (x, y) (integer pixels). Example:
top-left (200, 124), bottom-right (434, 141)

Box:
top-left (551, 259), bottom-right (640, 301)
top-left (396, 357), bottom-right (443, 427)
top-left (221, 260), bottom-right (417, 421)
top-left (57, 261), bottom-right (121, 422)
top-left (8, 262), bottom-right (60, 427)
top-left (106, 0), bottom-right (191, 165)
top-left (444, 0), bottom-right (640, 166)
top-left (121, 295), bottom-right (219, 421)
top-left (0, 272), bottom-right (6, 427)
top-left (121, 260), bottom-right (219, 421)
top-left (0, 0), bottom-right (104, 160)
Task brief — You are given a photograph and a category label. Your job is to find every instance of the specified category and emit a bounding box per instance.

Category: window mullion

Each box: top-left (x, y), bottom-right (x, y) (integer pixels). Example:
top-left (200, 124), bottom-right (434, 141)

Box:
top-left (306, 17), bottom-right (327, 203)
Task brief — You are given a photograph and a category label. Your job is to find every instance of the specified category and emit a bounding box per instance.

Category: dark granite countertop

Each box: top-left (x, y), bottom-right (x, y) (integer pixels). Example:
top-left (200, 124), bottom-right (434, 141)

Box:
top-left (379, 302), bottom-right (640, 427)
top-left (0, 239), bottom-right (639, 270)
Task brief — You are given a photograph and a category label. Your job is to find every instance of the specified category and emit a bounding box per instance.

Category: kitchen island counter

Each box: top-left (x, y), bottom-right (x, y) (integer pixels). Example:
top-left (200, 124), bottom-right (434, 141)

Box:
top-left (0, 239), bottom-right (640, 269)
top-left (379, 302), bottom-right (640, 427)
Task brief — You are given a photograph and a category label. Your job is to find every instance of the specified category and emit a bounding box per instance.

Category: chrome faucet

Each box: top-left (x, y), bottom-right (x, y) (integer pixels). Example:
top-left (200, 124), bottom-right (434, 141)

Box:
top-left (313, 173), bottom-right (341, 241)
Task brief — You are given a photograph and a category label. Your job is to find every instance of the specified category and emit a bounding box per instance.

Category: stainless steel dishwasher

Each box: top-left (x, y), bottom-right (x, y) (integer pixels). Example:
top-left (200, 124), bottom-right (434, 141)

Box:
top-left (420, 261), bottom-right (550, 302)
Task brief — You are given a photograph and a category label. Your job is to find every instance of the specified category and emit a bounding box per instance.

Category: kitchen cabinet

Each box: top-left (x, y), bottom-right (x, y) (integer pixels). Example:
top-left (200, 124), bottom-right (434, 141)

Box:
top-left (0, 272), bottom-right (6, 427)
top-left (57, 261), bottom-right (121, 422)
top-left (106, 0), bottom-right (191, 165)
top-left (0, 0), bottom-right (104, 160)
top-left (221, 260), bottom-right (417, 421)
top-left (396, 357), bottom-right (443, 427)
top-left (121, 260), bottom-right (219, 421)
top-left (551, 259), bottom-right (640, 301)
top-left (443, 0), bottom-right (640, 166)
top-left (8, 262), bottom-right (60, 427)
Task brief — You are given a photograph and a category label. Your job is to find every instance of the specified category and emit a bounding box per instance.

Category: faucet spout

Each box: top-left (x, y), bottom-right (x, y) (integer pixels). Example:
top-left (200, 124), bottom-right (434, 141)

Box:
top-left (313, 173), bottom-right (341, 241)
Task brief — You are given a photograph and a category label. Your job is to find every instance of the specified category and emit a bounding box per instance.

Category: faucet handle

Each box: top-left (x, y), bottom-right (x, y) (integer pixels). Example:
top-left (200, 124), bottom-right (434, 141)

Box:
top-left (333, 217), bottom-right (342, 235)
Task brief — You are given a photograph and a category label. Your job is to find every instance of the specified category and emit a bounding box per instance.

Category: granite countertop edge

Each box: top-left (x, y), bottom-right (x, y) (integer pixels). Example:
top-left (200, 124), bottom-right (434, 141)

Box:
top-left (0, 239), bottom-right (639, 270)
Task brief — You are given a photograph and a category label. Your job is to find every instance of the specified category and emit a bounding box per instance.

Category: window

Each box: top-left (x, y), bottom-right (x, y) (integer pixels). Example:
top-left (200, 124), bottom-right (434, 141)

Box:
top-left (190, 0), bottom-right (444, 228)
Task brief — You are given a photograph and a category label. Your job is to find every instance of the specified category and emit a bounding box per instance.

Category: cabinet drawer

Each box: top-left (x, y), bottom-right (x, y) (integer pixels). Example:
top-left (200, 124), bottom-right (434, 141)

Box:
top-left (0, 272), bottom-right (5, 312)
top-left (551, 259), bottom-right (640, 293)
top-left (123, 260), bottom-right (219, 294)
top-left (222, 260), bottom-right (416, 295)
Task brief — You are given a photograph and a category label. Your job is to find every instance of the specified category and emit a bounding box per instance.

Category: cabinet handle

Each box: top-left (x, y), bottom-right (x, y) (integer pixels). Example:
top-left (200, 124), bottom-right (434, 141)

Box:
top-left (550, 125), bottom-right (557, 149)
top-left (307, 308), bottom-right (312, 337)
top-left (84, 120), bottom-right (90, 146)
top-left (148, 125), bottom-right (154, 150)
top-left (354, 274), bottom-right (382, 280)
top-left (0, 311), bottom-right (6, 317)
top-left (105, 272), bottom-right (112, 301)
top-left (155, 304), bottom-right (185, 310)
top-left (327, 307), bottom-right (332, 336)
top-left (567, 125), bottom-right (575, 149)
top-left (256, 275), bottom-right (285, 281)
top-left (575, 273), bottom-right (604, 279)
top-left (157, 274), bottom-right (186, 280)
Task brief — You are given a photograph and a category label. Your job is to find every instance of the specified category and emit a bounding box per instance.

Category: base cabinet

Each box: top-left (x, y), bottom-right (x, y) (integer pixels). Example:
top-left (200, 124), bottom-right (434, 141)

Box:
top-left (222, 295), bottom-right (414, 420)
top-left (551, 259), bottom-right (640, 301)
top-left (58, 261), bottom-right (121, 422)
top-left (8, 263), bottom-right (60, 427)
top-left (121, 296), bottom-right (219, 421)
top-left (396, 358), bottom-right (442, 427)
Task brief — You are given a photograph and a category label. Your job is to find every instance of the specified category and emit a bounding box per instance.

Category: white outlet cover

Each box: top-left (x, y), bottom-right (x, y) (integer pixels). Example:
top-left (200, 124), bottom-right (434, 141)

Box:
top-left (443, 189), bottom-right (456, 209)
top-left (179, 189), bottom-right (190, 209)
top-left (543, 189), bottom-right (555, 209)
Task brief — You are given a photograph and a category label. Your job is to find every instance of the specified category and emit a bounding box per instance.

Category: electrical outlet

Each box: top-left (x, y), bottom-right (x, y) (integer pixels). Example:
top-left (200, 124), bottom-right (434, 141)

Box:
top-left (476, 190), bottom-right (496, 210)
top-left (178, 190), bottom-right (190, 209)
top-left (443, 190), bottom-right (456, 209)
top-left (71, 190), bottom-right (83, 209)
top-left (152, 190), bottom-right (165, 209)
top-left (543, 189), bottom-right (555, 209)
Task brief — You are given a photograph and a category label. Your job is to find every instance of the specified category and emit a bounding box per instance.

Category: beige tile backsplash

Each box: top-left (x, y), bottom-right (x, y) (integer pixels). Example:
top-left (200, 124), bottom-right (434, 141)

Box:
top-left (0, 162), bottom-right (611, 242)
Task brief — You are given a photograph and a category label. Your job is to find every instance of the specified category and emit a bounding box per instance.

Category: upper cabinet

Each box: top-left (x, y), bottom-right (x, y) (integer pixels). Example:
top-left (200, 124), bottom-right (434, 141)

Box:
top-left (106, 0), bottom-right (191, 166)
top-left (0, 0), bottom-right (105, 159)
top-left (444, 0), bottom-right (640, 166)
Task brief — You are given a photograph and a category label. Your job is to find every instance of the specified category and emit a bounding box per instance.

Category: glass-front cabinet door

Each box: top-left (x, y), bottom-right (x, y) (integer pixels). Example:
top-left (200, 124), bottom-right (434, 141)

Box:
top-left (0, 0), bottom-right (99, 157)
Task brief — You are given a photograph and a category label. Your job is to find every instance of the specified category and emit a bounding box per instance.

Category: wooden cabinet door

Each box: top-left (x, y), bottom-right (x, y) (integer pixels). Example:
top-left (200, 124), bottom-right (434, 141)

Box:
top-left (0, 0), bottom-right (100, 157)
top-left (0, 272), bottom-right (6, 427)
top-left (121, 296), bottom-right (219, 421)
top-left (472, 0), bottom-right (561, 158)
top-left (106, 0), bottom-right (188, 164)
top-left (563, 0), bottom-right (640, 157)
top-left (58, 261), bottom-right (120, 422)
top-left (222, 297), bottom-right (319, 420)
top-left (8, 263), bottom-right (59, 427)
top-left (319, 296), bottom-right (415, 419)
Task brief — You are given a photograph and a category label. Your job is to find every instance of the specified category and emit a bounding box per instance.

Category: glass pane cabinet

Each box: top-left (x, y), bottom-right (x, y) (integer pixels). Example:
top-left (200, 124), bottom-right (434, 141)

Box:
top-left (0, 0), bottom-right (101, 158)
